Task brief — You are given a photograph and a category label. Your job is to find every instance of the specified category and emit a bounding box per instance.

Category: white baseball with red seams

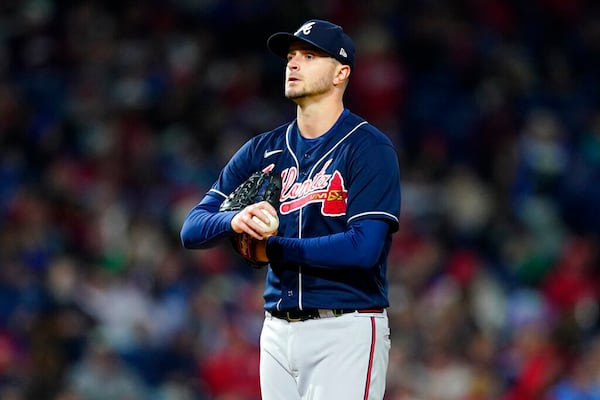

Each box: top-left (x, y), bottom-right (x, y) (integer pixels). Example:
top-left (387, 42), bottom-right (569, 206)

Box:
top-left (252, 209), bottom-right (279, 237)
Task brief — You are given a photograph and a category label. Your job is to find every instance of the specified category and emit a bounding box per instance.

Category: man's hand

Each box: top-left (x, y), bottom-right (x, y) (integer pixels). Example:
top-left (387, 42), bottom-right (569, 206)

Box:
top-left (231, 201), bottom-right (279, 240)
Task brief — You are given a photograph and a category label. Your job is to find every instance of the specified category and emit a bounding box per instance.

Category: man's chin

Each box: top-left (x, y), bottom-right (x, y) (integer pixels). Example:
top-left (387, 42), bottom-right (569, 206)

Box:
top-left (285, 91), bottom-right (305, 100)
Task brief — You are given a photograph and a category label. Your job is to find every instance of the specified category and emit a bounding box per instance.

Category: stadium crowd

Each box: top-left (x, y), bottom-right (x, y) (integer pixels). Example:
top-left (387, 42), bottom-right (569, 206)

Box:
top-left (0, 0), bottom-right (599, 399)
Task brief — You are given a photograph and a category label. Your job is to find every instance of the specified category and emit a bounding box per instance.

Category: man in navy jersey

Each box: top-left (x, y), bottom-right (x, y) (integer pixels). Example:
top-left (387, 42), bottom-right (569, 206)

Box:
top-left (181, 19), bottom-right (401, 400)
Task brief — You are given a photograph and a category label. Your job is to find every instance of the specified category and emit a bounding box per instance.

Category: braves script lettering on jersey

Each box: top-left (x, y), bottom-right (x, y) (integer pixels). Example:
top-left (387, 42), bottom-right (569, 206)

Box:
top-left (181, 19), bottom-right (401, 400)
top-left (278, 159), bottom-right (347, 215)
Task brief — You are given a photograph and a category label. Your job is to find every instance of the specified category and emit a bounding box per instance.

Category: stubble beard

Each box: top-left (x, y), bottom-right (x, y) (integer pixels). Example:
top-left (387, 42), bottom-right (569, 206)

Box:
top-left (285, 78), bottom-right (330, 101)
top-left (285, 87), bottom-right (305, 100)
top-left (285, 83), bottom-right (312, 100)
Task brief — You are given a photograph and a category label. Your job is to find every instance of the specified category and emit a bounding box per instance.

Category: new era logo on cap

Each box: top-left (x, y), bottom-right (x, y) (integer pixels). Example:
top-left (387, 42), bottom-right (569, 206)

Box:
top-left (267, 19), bottom-right (355, 69)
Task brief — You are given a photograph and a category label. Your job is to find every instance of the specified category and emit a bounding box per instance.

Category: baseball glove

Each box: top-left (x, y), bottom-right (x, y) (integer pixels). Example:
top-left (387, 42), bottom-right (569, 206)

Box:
top-left (220, 170), bottom-right (282, 268)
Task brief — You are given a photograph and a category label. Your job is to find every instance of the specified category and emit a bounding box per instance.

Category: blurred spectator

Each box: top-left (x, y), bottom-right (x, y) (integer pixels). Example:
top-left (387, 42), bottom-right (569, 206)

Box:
top-left (65, 331), bottom-right (148, 400)
top-left (500, 290), bottom-right (564, 400)
top-left (198, 323), bottom-right (261, 400)
top-left (547, 338), bottom-right (600, 400)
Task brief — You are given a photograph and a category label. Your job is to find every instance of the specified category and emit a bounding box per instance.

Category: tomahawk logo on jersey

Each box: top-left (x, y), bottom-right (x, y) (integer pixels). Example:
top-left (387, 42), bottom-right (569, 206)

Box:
top-left (263, 160), bottom-right (348, 216)
top-left (279, 162), bottom-right (347, 216)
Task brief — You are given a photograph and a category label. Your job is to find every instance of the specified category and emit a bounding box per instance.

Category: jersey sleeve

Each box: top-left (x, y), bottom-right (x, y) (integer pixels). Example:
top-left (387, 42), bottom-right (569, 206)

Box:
top-left (346, 140), bottom-right (401, 232)
top-left (266, 219), bottom-right (389, 269)
top-left (180, 195), bottom-right (237, 249)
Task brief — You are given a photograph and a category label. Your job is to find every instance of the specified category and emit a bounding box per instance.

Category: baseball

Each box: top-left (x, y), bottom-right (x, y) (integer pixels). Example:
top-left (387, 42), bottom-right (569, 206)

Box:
top-left (252, 209), bottom-right (279, 237)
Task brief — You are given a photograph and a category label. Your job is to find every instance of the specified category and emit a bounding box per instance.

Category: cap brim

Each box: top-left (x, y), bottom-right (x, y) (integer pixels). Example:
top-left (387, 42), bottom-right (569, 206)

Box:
top-left (267, 32), bottom-right (332, 61)
top-left (267, 32), bottom-right (297, 59)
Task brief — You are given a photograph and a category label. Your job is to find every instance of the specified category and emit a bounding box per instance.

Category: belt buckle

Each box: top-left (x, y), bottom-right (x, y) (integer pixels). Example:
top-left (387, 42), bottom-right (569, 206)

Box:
top-left (286, 312), bottom-right (303, 322)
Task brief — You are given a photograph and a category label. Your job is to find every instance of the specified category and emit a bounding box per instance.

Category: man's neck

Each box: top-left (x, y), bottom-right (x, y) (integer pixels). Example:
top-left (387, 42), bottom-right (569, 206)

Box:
top-left (295, 99), bottom-right (345, 139)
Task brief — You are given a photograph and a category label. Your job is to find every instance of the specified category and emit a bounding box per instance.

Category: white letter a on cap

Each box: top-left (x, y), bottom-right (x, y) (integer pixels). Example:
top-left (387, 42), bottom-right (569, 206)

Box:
top-left (295, 22), bottom-right (316, 36)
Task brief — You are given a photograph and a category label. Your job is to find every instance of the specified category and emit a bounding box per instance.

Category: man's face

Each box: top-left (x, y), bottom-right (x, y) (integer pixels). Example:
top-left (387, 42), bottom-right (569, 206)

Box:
top-left (284, 41), bottom-right (339, 101)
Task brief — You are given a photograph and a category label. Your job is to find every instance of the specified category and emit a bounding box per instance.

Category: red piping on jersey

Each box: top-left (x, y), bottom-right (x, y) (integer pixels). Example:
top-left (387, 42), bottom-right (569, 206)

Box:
top-left (363, 316), bottom-right (376, 400)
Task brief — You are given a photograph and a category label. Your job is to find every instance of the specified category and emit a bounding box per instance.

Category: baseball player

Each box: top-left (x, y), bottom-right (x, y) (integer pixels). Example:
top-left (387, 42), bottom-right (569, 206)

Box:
top-left (181, 19), bottom-right (401, 400)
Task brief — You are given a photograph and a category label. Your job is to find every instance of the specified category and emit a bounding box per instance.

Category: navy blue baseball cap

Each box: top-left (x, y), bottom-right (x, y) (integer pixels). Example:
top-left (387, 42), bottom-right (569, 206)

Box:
top-left (267, 19), bottom-right (355, 69)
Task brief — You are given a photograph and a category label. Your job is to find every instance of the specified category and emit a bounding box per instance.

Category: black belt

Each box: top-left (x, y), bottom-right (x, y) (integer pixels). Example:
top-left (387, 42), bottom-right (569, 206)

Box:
top-left (268, 308), bottom-right (384, 322)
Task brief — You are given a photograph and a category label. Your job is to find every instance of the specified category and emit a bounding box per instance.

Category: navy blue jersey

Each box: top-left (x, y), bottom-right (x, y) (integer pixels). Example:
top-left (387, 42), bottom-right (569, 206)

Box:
top-left (194, 109), bottom-right (401, 311)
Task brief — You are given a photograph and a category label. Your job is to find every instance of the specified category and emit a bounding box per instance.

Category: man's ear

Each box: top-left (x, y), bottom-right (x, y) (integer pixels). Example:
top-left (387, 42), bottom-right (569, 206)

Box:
top-left (333, 65), bottom-right (351, 86)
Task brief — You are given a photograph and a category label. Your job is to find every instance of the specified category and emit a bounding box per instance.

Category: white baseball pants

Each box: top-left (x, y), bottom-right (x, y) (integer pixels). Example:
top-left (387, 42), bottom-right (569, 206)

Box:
top-left (259, 310), bottom-right (391, 400)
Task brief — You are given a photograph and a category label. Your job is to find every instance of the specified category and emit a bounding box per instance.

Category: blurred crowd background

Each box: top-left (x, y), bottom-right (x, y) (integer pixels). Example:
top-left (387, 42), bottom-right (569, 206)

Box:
top-left (1, 0), bottom-right (600, 399)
